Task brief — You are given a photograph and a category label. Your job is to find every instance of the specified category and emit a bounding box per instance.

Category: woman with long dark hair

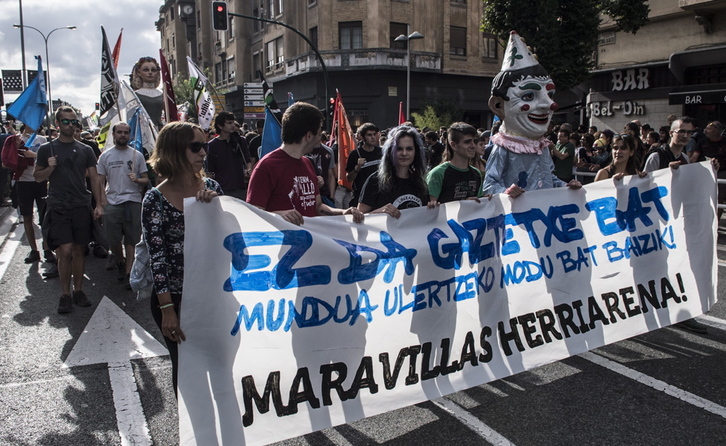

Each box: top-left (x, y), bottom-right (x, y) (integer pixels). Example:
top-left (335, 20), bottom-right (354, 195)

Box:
top-left (595, 135), bottom-right (644, 181)
top-left (141, 121), bottom-right (222, 394)
top-left (357, 125), bottom-right (430, 218)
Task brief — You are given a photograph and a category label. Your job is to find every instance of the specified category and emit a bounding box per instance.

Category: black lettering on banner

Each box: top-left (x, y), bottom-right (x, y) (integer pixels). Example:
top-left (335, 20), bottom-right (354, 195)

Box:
top-left (498, 319), bottom-right (525, 356)
top-left (536, 309), bottom-right (563, 343)
top-left (479, 326), bottom-right (494, 362)
top-left (344, 356), bottom-right (379, 400)
top-left (320, 362), bottom-right (348, 406)
top-left (421, 342), bottom-right (441, 380)
top-left (554, 303), bottom-right (581, 338)
top-left (286, 367), bottom-right (321, 415)
top-left (439, 337), bottom-right (460, 375)
top-left (637, 280), bottom-right (661, 312)
top-left (660, 276), bottom-right (682, 307)
top-left (601, 292), bottom-right (627, 323)
top-left (379, 345), bottom-right (421, 389)
top-left (518, 313), bottom-right (544, 348)
top-left (241, 371), bottom-right (285, 427)
top-left (458, 331), bottom-right (479, 370)
top-left (619, 286), bottom-right (642, 317)
top-left (587, 295), bottom-right (610, 329)
top-left (572, 299), bottom-right (591, 333)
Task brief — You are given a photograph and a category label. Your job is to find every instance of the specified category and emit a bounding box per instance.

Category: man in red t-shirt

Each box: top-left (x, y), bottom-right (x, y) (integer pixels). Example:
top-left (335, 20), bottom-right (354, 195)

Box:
top-left (247, 102), bottom-right (364, 225)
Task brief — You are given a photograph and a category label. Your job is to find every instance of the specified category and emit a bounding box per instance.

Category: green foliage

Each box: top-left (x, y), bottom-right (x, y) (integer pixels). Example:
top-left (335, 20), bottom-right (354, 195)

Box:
top-left (173, 76), bottom-right (198, 120)
top-left (411, 98), bottom-right (462, 129)
top-left (482, 0), bottom-right (649, 90)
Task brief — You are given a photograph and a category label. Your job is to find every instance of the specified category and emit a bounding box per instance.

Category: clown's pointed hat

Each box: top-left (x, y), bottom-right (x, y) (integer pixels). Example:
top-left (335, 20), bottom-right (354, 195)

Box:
top-left (501, 31), bottom-right (540, 72)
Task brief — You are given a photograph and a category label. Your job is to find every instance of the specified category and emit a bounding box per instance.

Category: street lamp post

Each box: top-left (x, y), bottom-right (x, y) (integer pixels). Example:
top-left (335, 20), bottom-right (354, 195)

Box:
top-left (13, 24), bottom-right (77, 123)
top-left (395, 27), bottom-right (423, 121)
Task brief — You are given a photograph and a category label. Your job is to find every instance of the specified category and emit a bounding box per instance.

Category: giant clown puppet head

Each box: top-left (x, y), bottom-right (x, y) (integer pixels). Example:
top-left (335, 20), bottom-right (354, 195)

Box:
top-left (488, 31), bottom-right (558, 140)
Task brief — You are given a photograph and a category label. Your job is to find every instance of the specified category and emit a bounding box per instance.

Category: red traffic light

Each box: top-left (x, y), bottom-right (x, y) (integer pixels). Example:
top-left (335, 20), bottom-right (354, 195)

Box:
top-left (212, 1), bottom-right (228, 31)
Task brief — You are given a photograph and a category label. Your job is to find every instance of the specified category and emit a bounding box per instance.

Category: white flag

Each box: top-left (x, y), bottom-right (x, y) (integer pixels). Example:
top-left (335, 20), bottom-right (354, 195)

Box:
top-left (187, 56), bottom-right (215, 131)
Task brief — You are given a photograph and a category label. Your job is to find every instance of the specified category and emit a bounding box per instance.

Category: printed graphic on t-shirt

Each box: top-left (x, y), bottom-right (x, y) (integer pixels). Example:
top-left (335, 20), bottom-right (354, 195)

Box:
top-left (290, 175), bottom-right (317, 211)
top-left (392, 194), bottom-right (423, 209)
top-left (453, 180), bottom-right (479, 200)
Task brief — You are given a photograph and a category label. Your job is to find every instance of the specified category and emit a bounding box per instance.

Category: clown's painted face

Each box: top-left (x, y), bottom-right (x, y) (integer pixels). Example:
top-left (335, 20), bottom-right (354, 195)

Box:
top-left (503, 75), bottom-right (557, 139)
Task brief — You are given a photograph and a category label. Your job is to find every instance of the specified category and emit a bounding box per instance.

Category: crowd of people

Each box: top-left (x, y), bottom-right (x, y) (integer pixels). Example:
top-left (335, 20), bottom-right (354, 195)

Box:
top-left (1, 101), bottom-right (723, 394)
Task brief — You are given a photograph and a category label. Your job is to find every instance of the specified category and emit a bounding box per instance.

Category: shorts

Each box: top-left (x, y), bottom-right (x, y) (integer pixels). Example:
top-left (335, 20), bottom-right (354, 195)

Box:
top-left (43, 205), bottom-right (93, 250)
top-left (17, 180), bottom-right (47, 218)
top-left (104, 201), bottom-right (142, 246)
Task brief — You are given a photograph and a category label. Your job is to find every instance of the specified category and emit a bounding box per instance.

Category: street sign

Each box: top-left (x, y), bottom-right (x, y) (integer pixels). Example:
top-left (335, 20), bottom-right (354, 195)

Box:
top-left (244, 106), bottom-right (265, 113)
top-left (243, 82), bottom-right (264, 88)
top-left (244, 101), bottom-right (265, 107)
top-left (244, 94), bottom-right (265, 101)
top-left (244, 113), bottom-right (265, 119)
top-left (243, 88), bottom-right (264, 94)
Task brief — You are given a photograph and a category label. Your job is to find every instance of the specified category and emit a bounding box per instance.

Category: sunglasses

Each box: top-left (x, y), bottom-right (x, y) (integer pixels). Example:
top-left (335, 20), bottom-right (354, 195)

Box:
top-left (675, 129), bottom-right (693, 135)
top-left (188, 141), bottom-right (208, 153)
top-left (59, 119), bottom-right (80, 126)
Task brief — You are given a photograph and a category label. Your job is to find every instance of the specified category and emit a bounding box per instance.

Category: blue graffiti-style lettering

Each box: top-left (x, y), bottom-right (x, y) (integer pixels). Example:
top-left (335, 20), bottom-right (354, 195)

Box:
top-left (336, 231), bottom-right (417, 284)
top-left (586, 186), bottom-right (670, 236)
top-left (223, 230), bottom-right (331, 292)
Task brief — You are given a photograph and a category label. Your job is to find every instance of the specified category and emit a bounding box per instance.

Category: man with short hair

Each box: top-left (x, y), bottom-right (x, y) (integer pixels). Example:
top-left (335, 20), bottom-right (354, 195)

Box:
top-left (425, 130), bottom-right (445, 170)
top-left (247, 102), bottom-right (363, 225)
top-left (205, 111), bottom-right (252, 200)
top-left (427, 122), bottom-right (483, 204)
top-left (551, 128), bottom-right (575, 182)
top-left (34, 106), bottom-right (105, 314)
top-left (97, 122), bottom-right (148, 287)
top-left (345, 122), bottom-right (381, 207)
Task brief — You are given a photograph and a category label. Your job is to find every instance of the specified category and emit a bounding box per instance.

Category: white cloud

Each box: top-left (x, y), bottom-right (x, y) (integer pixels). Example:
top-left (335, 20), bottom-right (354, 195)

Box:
top-left (1, 0), bottom-right (164, 118)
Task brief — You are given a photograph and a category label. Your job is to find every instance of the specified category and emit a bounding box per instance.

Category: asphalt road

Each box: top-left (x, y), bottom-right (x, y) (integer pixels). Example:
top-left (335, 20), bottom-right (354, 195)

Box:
top-left (0, 209), bottom-right (724, 446)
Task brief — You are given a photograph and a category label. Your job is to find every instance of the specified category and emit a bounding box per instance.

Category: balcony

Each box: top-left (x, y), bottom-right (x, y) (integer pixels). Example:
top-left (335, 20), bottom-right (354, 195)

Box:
top-left (283, 49), bottom-right (441, 78)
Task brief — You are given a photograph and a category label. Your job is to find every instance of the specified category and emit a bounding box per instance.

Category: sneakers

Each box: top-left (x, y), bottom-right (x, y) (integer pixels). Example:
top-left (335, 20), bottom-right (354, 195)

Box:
top-left (57, 294), bottom-right (72, 314)
top-left (72, 290), bottom-right (91, 307)
top-left (677, 318), bottom-right (708, 334)
top-left (43, 264), bottom-right (59, 279)
top-left (24, 250), bottom-right (41, 264)
top-left (117, 262), bottom-right (126, 281)
top-left (105, 253), bottom-right (116, 270)
top-left (44, 250), bottom-right (56, 263)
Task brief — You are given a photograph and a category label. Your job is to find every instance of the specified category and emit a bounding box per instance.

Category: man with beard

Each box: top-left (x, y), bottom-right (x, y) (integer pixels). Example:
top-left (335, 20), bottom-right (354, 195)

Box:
top-left (34, 106), bottom-right (105, 314)
top-left (97, 122), bottom-right (149, 287)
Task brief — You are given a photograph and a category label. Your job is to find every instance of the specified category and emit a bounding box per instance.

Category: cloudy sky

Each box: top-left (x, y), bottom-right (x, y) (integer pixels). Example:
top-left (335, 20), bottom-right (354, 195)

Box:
top-left (1, 0), bottom-right (163, 118)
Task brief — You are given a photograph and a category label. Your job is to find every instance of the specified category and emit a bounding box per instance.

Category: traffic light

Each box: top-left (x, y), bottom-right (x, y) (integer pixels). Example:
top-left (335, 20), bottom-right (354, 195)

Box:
top-left (212, 1), bottom-right (228, 31)
top-left (95, 102), bottom-right (100, 110)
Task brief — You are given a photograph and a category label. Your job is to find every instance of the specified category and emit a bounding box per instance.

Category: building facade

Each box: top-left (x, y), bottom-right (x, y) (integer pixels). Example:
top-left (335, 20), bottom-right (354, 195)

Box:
top-left (588, 0), bottom-right (726, 132)
top-left (159, 0), bottom-right (504, 130)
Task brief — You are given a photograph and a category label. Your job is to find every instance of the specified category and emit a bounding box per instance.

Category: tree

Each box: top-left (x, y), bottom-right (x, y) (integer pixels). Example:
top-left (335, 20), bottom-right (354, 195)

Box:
top-left (482, 0), bottom-right (650, 90)
top-left (411, 97), bottom-right (462, 130)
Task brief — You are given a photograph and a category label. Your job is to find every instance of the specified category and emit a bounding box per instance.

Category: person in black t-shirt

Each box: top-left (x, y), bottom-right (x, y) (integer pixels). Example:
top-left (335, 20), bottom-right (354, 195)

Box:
top-left (346, 122), bottom-right (382, 207)
top-left (357, 125), bottom-right (430, 219)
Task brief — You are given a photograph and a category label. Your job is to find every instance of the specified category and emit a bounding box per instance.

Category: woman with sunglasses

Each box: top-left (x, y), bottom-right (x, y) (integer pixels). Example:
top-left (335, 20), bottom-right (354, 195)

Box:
top-left (594, 134), bottom-right (645, 182)
top-left (357, 126), bottom-right (433, 218)
top-left (141, 121), bottom-right (222, 394)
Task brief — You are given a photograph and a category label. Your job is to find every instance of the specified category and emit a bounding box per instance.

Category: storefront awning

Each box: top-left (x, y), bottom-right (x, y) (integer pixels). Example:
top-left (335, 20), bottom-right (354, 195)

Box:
top-left (669, 84), bottom-right (726, 105)
top-left (669, 45), bottom-right (726, 82)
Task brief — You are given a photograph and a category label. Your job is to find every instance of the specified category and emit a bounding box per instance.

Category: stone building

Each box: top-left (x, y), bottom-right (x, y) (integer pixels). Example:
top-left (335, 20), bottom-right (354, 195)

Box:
top-left (158, 0), bottom-right (503, 130)
top-left (588, 0), bottom-right (726, 132)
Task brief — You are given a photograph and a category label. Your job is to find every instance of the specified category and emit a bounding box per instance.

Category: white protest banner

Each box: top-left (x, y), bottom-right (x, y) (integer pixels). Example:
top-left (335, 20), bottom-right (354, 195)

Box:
top-left (178, 162), bottom-right (717, 445)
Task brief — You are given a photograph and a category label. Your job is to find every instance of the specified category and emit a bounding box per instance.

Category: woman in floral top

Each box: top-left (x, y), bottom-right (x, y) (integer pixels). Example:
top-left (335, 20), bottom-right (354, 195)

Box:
top-left (141, 121), bottom-right (222, 394)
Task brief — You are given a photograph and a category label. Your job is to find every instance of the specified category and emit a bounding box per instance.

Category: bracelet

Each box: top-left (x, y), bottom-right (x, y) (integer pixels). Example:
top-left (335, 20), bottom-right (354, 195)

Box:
top-left (159, 303), bottom-right (174, 310)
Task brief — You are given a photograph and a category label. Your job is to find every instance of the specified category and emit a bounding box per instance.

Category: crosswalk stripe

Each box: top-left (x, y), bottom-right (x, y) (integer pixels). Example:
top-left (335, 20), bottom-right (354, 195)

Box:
top-left (580, 351), bottom-right (726, 419)
top-left (433, 397), bottom-right (515, 446)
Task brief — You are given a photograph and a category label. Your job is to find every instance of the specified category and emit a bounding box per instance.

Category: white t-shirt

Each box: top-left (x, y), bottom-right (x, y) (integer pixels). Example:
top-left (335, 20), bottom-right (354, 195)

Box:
top-left (18, 133), bottom-right (47, 182)
top-left (97, 146), bottom-right (148, 205)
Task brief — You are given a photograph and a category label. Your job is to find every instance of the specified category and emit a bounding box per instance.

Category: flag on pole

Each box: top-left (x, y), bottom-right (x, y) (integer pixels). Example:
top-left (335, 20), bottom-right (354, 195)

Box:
top-left (259, 107), bottom-right (282, 159)
top-left (187, 56), bottom-right (215, 130)
top-left (127, 107), bottom-right (144, 154)
top-left (398, 101), bottom-right (405, 125)
top-left (111, 29), bottom-right (123, 70)
top-left (99, 26), bottom-right (119, 121)
top-left (159, 50), bottom-right (178, 123)
top-left (335, 90), bottom-right (355, 190)
top-left (7, 56), bottom-right (47, 131)
top-left (257, 70), bottom-right (282, 123)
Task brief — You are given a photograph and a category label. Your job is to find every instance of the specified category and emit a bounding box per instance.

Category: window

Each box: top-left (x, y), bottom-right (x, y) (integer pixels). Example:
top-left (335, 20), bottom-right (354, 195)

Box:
top-left (215, 62), bottom-right (222, 83)
top-left (227, 57), bottom-right (235, 81)
top-left (253, 8), bottom-right (259, 32)
top-left (228, 16), bottom-right (234, 39)
top-left (339, 21), bottom-right (362, 49)
top-left (170, 7), bottom-right (175, 20)
top-left (253, 52), bottom-right (262, 79)
top-left (268, 0), bottom-right (275, 18)
top-left (278, 0), bottom-right (284, 15)
top-left (266, 41), bottom-right (275, 71)
top-left (310, 26), bottom-right (318, 50)
top-left (390, 22), bottom-right (408, 50)
top-left (172, 33), bottom-right (176, 49)
top-left (450, 26), bottom-right (466, 56)
top-left (482, 33), bottom-right (497, 59)
top-left (308, 0), bottom-right (317, 5)
top-left (275, 37), bottom-right (284, 68)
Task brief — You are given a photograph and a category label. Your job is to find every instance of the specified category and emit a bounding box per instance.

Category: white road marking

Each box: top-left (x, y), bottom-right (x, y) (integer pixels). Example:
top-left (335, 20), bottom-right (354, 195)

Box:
top-left (432, 397), bottom-right (515, 446)
top-left (718, 260), bottom-right (726, 268)
top-left (580, 351), bottom-right (726, 419)
top-left (64, 296), bottom-right (168, 446)
top-left (697, 314), bottom-right (726, 331)
top-left (0, 216), bottom-right (22, 282)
